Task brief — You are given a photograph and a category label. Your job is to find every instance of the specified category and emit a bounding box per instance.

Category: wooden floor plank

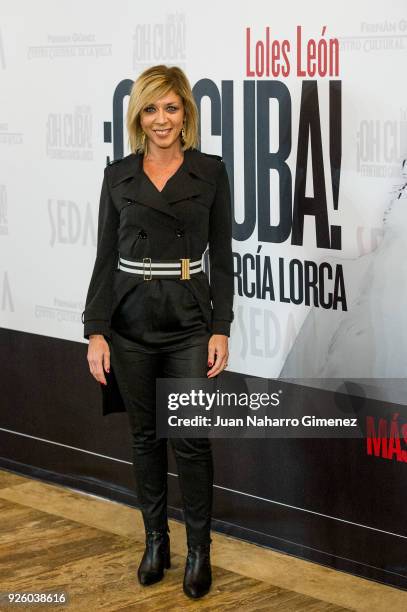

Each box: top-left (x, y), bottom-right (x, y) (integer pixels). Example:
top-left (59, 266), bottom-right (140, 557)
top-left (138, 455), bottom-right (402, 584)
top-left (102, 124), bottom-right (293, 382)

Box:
top-left (0, 469), bottom-right (405, 611)
top-left (0, 495), bottom-right (351, 611)
top-left (0, 470), bottom-right (28, 489)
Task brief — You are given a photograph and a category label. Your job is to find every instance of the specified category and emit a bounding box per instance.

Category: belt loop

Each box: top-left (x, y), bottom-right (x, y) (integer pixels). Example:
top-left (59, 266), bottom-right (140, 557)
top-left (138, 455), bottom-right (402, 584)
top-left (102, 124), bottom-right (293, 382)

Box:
top-left (143, 257), bottom-right (152, 280)
top-left (180, 258), bottom-right (190, 280)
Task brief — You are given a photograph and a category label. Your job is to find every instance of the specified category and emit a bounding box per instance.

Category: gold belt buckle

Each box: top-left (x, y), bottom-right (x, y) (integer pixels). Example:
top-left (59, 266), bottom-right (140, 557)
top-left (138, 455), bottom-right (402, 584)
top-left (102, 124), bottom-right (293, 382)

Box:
top-left (143, 257), bottom-right (152, 280)
top-left (180, 258), bottom-right (190, 280)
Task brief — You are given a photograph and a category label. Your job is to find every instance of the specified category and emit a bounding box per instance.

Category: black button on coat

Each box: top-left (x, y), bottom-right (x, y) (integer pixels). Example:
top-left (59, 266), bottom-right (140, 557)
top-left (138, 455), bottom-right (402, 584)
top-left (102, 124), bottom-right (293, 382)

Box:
top-left (82, 147), bottom-right (234, 416)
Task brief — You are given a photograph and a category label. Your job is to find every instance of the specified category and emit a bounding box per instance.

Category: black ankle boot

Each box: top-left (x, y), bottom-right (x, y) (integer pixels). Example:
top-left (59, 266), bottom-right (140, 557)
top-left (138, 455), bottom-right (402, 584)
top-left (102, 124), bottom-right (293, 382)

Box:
top-left (137, 528), bottom-right (171, 586)
top-left (183, 542), bottom-right (212, 598)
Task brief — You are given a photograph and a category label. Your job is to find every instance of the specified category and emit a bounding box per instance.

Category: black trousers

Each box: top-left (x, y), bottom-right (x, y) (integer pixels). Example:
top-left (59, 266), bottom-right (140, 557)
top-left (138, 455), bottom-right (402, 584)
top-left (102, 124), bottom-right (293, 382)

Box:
top-left (110, 327), bottom-right (214, 547)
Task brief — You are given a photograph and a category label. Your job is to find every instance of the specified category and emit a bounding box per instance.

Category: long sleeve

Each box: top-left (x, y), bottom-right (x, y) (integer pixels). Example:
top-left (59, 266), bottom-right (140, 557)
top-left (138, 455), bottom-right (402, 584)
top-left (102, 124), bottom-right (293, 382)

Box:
top-left (208, 160), bottom-right (234, 336)
top-left (82, 167), bottom-right (119, 340)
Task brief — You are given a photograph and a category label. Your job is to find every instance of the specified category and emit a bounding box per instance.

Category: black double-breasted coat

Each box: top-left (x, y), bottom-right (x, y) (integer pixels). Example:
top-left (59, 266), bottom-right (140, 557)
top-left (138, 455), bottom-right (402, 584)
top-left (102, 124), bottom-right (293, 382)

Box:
top-left (82, 147), bottom-right (234, 416)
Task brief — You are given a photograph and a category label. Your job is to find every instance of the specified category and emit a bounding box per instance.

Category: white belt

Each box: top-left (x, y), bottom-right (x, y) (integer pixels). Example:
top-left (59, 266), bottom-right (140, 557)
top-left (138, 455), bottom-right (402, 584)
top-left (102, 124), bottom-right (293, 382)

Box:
top-left (118, 256), bottom-right (203, 280)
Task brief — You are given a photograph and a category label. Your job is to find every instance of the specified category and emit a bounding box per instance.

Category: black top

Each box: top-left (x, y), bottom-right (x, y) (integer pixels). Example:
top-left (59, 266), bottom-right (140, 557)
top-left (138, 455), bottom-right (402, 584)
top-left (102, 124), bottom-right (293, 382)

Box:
top-left (82, 147), bottom-right (234, 340)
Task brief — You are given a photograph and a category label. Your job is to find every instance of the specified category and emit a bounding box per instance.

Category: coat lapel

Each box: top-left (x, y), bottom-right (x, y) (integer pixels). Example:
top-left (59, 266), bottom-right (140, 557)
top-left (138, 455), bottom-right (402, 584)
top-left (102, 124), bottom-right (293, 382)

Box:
top-left (109, 148), bottom-right (216, 217)
top-left (165, 148), bottom-right (219, 203)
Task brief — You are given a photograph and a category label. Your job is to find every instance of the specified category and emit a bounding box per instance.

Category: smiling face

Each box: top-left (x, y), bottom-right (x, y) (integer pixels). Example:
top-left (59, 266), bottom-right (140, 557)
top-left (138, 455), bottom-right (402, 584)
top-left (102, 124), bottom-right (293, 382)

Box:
top-left (139, 89), bottom-right (185, 152)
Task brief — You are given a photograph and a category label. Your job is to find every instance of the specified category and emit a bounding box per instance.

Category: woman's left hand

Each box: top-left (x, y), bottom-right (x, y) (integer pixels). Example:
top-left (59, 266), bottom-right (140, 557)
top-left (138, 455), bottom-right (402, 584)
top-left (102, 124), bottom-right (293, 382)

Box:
top-left (207, 334), bottom-right (229, 377)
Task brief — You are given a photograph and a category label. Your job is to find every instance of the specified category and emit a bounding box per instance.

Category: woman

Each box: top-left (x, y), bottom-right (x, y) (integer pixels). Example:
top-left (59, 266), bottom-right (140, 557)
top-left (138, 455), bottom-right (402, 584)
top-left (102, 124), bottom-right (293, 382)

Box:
top-left (82, 65), bottom-right (234, 599)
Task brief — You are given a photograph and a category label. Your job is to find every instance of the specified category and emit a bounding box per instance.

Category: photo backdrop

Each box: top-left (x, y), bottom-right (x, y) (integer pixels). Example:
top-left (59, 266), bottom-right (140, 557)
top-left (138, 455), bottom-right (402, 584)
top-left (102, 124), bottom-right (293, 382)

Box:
top-left (1, 0), bottom-right (406, 590)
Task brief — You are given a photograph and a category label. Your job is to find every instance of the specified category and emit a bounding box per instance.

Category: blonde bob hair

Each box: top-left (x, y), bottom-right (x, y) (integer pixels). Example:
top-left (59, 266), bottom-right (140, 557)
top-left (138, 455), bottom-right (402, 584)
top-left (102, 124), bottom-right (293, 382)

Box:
top-left (126, 65), bottom-right (200, 154)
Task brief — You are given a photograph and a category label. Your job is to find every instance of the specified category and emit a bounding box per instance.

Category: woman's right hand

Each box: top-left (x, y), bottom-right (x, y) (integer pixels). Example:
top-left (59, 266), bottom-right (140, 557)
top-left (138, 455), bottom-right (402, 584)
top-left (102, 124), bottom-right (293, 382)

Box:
top-left (87, 334), bottom-right (110, 385)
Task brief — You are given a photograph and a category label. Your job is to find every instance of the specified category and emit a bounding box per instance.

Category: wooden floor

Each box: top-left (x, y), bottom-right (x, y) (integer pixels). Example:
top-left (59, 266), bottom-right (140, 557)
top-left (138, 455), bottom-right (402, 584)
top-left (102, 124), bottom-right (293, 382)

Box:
top-left (0, 469), bottom-right (405, 611)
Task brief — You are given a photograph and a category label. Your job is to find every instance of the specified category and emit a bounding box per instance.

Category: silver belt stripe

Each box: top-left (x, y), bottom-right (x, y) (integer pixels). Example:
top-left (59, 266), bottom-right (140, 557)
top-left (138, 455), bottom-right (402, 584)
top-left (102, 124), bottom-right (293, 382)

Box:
top-left (119, 257), bottom-right (202, 269)
top-left (118, 257), bottom-right (202, 276)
